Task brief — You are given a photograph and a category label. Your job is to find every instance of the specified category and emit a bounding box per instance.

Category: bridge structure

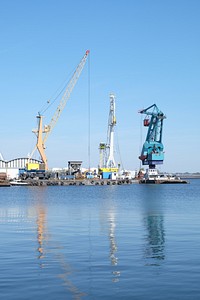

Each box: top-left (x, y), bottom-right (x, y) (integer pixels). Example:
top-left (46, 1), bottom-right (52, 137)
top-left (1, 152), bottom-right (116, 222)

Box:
top-left (0, 157), bottom-right (42, 169)
top-left (0, 158), bottom-right (42, 179)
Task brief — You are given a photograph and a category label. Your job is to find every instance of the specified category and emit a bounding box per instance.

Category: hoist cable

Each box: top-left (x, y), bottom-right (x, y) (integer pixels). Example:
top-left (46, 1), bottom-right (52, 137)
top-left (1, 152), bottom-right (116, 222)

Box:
top-left (115, 126), bottom-right (124, 171)
top-left (88, 52), bottom-right (91, 172)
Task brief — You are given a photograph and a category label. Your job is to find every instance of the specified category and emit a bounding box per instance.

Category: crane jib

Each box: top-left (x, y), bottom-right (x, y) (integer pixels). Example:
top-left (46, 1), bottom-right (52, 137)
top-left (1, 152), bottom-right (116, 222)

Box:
top-left (30, 50), bottom-right (90, 170)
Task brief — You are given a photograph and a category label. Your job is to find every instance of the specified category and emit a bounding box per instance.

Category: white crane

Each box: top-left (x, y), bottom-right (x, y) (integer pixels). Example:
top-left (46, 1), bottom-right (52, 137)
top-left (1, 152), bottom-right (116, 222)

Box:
top-left (98, 93), bottom-right (118, 179)
top-left (106, 94), bottom-right (117, 168)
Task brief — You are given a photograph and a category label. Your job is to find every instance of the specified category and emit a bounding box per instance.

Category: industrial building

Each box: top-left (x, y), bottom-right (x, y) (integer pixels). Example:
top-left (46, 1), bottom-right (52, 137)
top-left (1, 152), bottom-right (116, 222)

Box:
top-left (0, 157), bottom-right (42, 179)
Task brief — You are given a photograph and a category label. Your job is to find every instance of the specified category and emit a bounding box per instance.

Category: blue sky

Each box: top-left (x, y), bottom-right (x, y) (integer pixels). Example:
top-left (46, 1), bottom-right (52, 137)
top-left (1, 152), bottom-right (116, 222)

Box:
top-left (0, 0), bottom-right (199, 173)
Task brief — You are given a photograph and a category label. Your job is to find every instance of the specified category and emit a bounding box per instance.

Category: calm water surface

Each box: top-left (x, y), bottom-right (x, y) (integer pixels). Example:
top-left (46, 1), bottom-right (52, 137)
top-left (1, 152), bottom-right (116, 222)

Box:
top-left (0, 180), bottom-right (200, 299)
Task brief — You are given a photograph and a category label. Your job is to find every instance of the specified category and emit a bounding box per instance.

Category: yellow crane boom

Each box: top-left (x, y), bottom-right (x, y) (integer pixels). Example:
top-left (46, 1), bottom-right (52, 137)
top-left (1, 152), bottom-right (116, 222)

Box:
top-left (43, 50), bottom-right (90, 145)
top-left (31, 50), bottom-right (90, 170)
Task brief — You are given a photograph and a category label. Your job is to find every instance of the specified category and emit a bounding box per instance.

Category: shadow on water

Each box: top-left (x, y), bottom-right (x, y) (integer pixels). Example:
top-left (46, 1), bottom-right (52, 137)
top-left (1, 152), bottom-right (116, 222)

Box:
top-left (140, 186), bottom-right (165, 266)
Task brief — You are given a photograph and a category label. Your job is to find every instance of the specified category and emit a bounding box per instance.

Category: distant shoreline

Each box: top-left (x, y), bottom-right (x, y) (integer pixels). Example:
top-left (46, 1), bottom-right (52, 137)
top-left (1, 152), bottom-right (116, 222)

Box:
top-left (176, 174), bottom-right (200, 179)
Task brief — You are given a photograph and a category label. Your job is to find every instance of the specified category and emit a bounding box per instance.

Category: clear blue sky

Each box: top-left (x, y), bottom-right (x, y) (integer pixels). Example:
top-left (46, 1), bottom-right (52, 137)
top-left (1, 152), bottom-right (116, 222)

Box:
top-left (0, 0), bottom-right (199, 173)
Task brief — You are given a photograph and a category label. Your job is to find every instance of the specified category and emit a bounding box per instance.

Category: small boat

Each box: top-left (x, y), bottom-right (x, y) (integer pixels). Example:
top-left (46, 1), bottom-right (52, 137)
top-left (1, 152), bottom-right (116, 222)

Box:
top-left (10, 179), bottom-right (29, 186)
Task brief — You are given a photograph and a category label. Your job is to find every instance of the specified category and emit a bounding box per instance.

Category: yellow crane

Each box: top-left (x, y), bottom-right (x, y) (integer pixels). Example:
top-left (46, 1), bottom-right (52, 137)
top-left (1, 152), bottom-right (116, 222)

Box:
top-left (30, 50), bottom-right (90, 170)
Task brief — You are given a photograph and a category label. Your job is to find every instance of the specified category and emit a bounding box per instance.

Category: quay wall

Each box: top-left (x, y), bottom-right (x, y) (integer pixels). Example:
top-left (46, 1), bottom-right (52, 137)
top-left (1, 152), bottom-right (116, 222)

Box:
top-left (26, 178), bottom-right (139, 186)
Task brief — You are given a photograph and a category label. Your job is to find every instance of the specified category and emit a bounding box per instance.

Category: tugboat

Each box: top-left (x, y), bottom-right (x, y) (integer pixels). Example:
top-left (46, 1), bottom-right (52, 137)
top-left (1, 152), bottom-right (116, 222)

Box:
top-left (139, 168), bottom-right (188, 184)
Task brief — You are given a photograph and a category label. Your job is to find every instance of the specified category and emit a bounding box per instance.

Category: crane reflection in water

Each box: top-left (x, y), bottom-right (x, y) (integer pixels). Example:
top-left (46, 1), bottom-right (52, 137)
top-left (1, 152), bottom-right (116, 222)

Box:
top-left (33, 190), bottom-right (86, 299)
top-left (141, 187), bottom-right (165, 265)
top-left (36, 203), bottom-right (47, 263)
top-left (100, 198), bottom-right (120, 282)
top-left (143, 214), bottom-right (165, 263)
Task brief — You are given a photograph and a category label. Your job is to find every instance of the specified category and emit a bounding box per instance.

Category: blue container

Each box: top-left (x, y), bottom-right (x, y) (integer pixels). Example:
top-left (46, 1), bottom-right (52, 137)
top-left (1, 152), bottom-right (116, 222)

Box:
top-left (102, 172), bottom-right (112, 179)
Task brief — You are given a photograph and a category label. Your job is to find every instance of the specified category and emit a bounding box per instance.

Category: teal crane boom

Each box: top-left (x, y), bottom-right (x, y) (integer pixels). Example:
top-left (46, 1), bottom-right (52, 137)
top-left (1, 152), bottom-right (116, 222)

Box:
top-left (139, 104), bottom-right (166, 169)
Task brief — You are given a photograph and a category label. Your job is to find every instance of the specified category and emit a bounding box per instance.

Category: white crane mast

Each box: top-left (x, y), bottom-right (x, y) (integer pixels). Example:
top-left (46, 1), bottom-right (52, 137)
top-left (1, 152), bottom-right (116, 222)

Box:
top-left (106, 94), bottom-right (117, 168)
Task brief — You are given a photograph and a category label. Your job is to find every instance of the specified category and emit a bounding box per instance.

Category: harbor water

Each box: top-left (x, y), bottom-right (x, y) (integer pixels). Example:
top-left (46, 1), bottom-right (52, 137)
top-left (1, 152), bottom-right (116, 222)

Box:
top-left (1, 179), bottom-right (200, 299)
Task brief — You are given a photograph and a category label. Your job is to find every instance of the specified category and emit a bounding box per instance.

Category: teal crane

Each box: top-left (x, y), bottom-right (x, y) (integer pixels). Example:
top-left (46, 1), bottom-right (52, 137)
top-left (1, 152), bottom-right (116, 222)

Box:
top-left (139, 104), bottom-right (166, 169)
